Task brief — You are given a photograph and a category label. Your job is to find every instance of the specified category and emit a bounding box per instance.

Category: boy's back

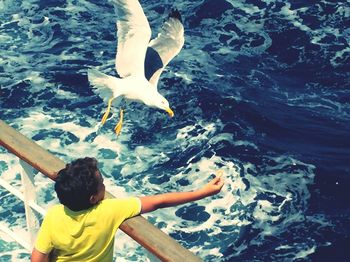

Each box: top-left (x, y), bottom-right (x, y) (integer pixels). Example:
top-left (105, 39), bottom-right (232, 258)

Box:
top-left (35, 198), bottom-right (140, 261)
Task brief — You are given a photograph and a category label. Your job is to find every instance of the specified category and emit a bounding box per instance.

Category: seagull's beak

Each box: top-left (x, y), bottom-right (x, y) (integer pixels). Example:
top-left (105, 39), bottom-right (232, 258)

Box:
top-left (165, 107), bottom-right (174, 117)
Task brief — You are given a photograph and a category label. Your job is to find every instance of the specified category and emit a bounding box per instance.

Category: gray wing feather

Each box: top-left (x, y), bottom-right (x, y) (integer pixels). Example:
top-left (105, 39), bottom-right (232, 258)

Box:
top-left (146, 9), bottom-right (185, 88)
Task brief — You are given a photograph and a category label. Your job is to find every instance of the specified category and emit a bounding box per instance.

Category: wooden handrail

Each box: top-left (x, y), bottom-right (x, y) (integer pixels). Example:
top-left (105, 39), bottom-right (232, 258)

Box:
top-left (0, 119), bottom-right (202, 262)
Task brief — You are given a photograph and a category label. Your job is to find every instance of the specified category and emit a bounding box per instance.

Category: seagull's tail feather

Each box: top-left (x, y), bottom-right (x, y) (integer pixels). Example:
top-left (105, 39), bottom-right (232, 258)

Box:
top-left (87, 68), bottom-right (119, 103)
top-left (88, 68), bottom-right (111, 86)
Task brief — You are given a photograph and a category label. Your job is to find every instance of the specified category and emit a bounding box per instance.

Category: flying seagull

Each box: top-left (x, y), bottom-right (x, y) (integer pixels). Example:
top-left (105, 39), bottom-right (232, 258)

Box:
top-left (88, 0), bottom-right (185, 136)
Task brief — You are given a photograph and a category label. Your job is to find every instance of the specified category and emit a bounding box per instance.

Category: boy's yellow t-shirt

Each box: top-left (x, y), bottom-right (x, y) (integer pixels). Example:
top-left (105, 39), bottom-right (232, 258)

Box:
top-left (35, 197), bottom-right (141, 262)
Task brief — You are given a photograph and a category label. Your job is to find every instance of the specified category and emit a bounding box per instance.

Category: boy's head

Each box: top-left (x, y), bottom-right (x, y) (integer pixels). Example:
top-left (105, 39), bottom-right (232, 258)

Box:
top-left (55, 157), bottom-right (105, 211)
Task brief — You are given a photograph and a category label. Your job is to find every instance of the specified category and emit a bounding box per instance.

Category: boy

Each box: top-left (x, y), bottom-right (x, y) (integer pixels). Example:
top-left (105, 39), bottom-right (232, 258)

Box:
top-left (31, 157), bottom-right (224, 261)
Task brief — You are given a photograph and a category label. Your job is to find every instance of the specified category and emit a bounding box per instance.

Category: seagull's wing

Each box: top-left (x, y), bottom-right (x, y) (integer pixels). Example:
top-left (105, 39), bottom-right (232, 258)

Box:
top-left (112, 0), bottom-right (151, 78)
top-left (145, 9), bottom-right (185, 88)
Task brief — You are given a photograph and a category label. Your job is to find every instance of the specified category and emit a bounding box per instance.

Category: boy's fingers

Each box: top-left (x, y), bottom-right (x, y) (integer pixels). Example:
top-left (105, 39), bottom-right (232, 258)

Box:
top-left (212, 177), bottom-right (220, 185)
top-left (212, 177), bottom-right (224, 186)
top-left (213, 170), bottom-right (225, 186)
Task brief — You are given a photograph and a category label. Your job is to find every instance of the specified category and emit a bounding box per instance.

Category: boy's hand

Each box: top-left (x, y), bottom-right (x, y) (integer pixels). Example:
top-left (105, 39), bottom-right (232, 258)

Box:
top-left (200, 173), bottom-right (224, 197)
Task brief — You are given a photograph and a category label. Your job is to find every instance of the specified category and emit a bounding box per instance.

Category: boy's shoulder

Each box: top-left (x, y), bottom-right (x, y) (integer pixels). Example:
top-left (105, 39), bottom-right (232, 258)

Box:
top-left (42, 204), bottom-right (66, 222)
top-left (97, 197), bottom-right (140, 210)
top-left (46, 204), bottom-right (64, 214)
top-left (100, 197), bottom-right (139, 205)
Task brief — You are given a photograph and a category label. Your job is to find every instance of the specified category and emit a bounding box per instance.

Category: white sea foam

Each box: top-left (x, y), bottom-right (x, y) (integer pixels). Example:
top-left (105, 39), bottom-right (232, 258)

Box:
top-left (1, 0), bottom-right (342, 260)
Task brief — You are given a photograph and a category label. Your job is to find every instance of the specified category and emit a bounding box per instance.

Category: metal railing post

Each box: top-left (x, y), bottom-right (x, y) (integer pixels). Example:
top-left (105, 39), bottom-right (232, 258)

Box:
top-left (20, 159), bottom-right (41, 249)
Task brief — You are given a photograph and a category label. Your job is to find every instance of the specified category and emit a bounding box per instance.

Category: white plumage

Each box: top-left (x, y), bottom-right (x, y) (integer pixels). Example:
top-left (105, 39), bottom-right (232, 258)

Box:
top-left (88, 0), bottom-right (184, 136)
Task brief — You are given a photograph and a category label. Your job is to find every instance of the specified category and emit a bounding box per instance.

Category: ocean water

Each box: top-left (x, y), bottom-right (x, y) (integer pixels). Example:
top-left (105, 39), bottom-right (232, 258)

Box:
top-left (0, 0), bottom-right (349, 261)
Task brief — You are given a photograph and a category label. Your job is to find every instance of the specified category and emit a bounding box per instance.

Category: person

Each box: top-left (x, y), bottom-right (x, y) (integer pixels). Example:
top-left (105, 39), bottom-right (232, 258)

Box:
top-left (31, 157), bottom-right (224, 262)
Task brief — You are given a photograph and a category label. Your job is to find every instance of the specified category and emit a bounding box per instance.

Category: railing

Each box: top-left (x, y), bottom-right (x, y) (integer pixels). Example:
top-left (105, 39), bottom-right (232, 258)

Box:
top-left (0, 119), bottom-right (202, 262)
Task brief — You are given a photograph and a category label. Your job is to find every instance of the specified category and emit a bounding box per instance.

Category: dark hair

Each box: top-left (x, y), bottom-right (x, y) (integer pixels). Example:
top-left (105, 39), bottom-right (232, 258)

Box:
top-left (55, 157), bottom-right (99, 211)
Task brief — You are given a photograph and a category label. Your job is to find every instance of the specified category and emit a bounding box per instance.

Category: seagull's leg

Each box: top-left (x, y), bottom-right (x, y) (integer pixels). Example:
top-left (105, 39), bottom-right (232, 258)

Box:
top-left (114, 108), bottom-right (124, 136)
top-left (101, 98), bottom-right (113, 125)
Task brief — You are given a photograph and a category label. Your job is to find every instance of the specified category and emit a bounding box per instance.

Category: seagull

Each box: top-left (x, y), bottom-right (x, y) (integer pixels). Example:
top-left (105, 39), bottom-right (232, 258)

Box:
top-left (88, 0), bottom-right (185, 136)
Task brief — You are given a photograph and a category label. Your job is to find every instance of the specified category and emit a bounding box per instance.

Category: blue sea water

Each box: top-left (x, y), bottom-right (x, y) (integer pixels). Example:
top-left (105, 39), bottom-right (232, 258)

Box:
top-left (0, 0), bottom-right (349, 261)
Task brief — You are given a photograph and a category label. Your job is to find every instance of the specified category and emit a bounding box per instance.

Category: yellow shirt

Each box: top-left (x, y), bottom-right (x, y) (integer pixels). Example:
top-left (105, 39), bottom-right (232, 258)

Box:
top-left (35, 198), bottom-right (141, 261)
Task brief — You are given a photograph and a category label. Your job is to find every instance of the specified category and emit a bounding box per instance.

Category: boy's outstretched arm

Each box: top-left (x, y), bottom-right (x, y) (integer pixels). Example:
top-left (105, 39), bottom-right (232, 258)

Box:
top-left (140, 175), bottom-right (224, 213)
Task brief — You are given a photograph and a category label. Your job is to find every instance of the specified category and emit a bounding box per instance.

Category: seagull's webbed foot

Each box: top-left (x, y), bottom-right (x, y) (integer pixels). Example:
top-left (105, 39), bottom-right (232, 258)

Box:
top-left (101, 98), bottom-right (114, 125)
top-left (114, 108), bottom-right (124, 136)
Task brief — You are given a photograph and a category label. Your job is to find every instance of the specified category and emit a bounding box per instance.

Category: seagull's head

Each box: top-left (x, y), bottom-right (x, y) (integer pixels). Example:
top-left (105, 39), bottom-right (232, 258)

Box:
top-left (158, 96), bottom-right (174, 118)
top-left (144, 91), bottom-right (174, 117)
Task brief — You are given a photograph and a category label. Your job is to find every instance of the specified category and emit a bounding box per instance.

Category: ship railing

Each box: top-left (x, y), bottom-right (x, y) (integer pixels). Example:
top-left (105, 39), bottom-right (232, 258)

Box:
top-left (0, 119), bottom-right (202, 262)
